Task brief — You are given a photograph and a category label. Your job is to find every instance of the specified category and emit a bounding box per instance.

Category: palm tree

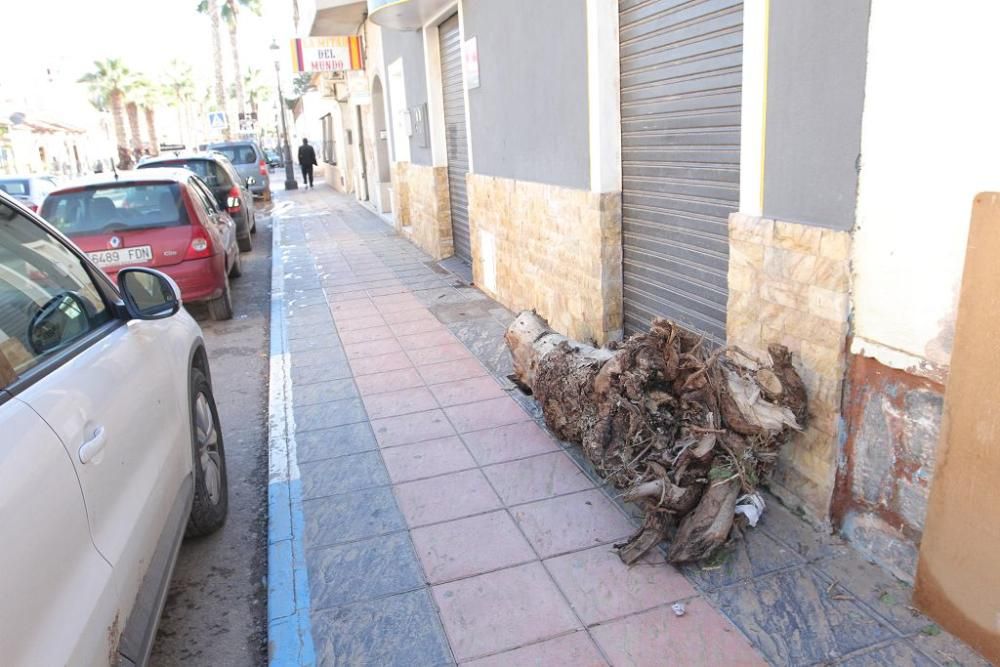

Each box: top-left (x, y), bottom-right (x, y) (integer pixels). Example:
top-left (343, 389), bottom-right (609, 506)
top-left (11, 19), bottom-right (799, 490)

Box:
top-left (79, 58), bottom-right (133, 167)
top-left (164, 60), bottom-right (197, 147)
top-left (197, 0), bottom-right (230, 139)
top-left (244, 67), bottom-right (270, 120)
top-left (134, 81), bottom-right (162, 156)
top-left (125, 100), bottom-right (143, 157)
top-left (222, 0), bottom-right (262, 123)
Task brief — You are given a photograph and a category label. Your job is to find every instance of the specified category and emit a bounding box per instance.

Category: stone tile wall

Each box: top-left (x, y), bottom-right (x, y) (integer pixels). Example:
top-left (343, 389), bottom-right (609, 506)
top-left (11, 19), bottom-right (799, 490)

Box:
top-left (392, 162), bottom-right (453, 260)
top-left (726, 213), bottom-right (852, 525)
top-left (466, 173), bottom-right (623, 343)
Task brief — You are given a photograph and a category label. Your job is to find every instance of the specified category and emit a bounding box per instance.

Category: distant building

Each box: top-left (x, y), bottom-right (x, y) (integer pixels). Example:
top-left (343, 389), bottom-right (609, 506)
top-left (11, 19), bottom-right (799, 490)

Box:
top-left (0, 110), bottom-right (91, 176)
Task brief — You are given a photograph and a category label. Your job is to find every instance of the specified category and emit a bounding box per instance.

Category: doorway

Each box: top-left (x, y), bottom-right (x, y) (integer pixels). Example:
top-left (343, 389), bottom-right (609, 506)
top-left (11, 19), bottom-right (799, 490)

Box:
top-left (438, 12), bottom-right (471, 262)
top-left (371, 75), bottom-right (392, 214)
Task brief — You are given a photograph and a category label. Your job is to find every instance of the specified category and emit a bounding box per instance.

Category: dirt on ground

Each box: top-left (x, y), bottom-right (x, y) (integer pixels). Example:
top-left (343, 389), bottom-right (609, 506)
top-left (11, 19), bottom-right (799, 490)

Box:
top-left (150, 206), bottom-right (272, 666)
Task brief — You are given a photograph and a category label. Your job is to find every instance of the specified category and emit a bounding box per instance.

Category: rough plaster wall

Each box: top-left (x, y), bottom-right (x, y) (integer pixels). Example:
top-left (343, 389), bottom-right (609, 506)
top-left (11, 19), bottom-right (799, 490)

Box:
top-left (461, 0), bottom-right (589, 189)
top-left (852, 2), bottom-right (1000, 373)
top-left (381, 27), bottom-right (432, 166)
top-left (762, 0), bottom-right (870, 230)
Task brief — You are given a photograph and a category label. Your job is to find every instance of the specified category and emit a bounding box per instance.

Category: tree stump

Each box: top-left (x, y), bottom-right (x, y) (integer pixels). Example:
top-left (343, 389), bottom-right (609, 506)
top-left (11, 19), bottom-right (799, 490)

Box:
top-left (505, 311), bottom-right (807, 564)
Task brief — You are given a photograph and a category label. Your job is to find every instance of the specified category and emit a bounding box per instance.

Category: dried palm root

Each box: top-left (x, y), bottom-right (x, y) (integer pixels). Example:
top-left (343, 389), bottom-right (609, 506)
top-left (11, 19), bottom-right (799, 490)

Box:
top-left (505, 311), bottom-right (807, 564)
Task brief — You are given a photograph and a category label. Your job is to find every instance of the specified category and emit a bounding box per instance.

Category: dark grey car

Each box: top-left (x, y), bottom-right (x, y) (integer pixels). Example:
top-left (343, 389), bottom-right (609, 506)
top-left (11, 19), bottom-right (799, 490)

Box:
top-left (205, 141), bottom-right (271, 200)
top-left (138, 152), bottom-right (257, 252)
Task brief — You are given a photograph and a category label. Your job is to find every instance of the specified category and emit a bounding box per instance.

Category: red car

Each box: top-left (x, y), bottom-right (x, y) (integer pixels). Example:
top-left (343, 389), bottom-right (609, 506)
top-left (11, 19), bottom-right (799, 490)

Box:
top-left (39, 169), bottom-right (242, 320)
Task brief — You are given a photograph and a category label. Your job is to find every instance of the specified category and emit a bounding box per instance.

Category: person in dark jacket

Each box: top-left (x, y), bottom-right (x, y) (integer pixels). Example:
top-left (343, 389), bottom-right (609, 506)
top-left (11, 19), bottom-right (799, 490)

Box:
top-left (297, 138), bottom-right (317, 188)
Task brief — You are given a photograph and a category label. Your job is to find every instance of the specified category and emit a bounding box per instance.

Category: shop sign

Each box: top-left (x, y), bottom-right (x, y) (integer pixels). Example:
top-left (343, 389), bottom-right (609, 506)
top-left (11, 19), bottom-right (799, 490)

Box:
top-left (291, 37), bottom-right (365, 73)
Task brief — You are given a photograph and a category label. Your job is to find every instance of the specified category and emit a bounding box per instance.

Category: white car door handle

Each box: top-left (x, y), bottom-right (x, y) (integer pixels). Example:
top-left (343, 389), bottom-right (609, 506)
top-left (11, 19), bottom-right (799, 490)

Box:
top-left (79, 426), bottom-right (107, 464)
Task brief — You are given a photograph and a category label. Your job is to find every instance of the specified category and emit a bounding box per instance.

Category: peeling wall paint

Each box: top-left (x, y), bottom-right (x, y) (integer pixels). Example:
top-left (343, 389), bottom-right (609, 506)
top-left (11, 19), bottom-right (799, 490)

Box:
top-left (833, 353), bottom-right (944, 581)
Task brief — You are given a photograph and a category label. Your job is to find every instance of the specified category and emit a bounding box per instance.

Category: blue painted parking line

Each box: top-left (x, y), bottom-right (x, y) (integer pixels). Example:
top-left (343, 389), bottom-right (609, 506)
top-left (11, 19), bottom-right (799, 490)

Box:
top-left (266, 213), bottom-right (316, 666)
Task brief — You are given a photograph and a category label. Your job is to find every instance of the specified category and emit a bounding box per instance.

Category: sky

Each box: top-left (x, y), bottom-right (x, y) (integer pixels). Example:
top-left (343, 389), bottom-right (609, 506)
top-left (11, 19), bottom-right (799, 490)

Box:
top-left (1, 0), bottom-right (299, 106)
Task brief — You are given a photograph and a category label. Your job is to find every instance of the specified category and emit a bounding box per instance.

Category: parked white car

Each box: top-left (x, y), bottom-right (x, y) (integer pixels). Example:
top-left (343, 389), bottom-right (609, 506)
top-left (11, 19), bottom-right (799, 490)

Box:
top-left (0, 174), bottom-right (59, 212)
top-left (0, 191), bottom-right (229, 665)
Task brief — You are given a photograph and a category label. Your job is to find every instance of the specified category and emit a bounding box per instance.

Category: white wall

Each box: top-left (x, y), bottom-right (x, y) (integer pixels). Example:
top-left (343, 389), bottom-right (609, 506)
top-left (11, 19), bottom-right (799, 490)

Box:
top-left (852, 2), bottom-right (1000, 375)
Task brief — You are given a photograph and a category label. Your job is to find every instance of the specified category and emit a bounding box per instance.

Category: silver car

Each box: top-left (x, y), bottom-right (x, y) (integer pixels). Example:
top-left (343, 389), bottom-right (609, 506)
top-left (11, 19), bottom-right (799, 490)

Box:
top-left (204, 141), bottom-right (271, 201)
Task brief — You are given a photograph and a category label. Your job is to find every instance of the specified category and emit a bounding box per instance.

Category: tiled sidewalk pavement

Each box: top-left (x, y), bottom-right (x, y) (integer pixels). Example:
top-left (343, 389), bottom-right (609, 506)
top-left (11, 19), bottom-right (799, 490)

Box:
top-left (275, 187), bottom-right (988, 667)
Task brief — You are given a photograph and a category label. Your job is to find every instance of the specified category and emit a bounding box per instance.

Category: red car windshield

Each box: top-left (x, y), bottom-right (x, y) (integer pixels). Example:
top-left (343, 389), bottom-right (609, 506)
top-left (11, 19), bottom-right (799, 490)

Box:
top-left (40, 182), bottom-right (189, 236)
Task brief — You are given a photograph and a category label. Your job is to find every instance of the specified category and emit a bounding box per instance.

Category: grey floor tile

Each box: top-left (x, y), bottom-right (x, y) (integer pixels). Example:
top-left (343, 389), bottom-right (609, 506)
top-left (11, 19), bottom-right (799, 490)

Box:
top-left (680, 529), bottom-right (805, 591)
top-left (710, 566), bottom-right (895, 666)
top-left (813, 547), bottom-right (931, 636)
top-left (288, 320), bottom-right (335, 341)
top-left (289, 334), bottom-right (343, 354)
top-left (839, 640), bottom-right (936, 667)
top-left (296, 423), bottom-right (378, 463)
top-left (300, 451), bottom-right (390, 499)
top-left (303, 485), bottom-right (406, 549)
top-left (759, 494), bottom-right (847, 561)
top-left (291, 360), bottom-right (354, 386)
top-left (311, 590), bottom-right (452, 667)
top-left (294, 379), bottom-right (359, 407)
top-left (447, 318), bottom-right (514, 376)
top-left (412, 286), bottom-right (463, 305)
top-left (291, 347), bottom-right (349, 370)
top-left (428, 299), bottom-right (498, 324)
top-left (510, 389), bottom-right (544, 421)
top-left (286, 308), bottom-right (332, 325)
top-left (306, 532), bottom-right (424, 611)
top-left (294, 397), bottom-right (367, 432)
top-left (437, 256), bottom-right (473, 284)
top-left (912, 631), bottom-right (993, 667)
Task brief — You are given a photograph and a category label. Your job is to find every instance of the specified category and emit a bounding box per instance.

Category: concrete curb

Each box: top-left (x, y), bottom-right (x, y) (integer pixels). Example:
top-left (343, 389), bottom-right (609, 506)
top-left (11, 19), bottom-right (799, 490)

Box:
top-left (266, 210), bottom-right (316, 666)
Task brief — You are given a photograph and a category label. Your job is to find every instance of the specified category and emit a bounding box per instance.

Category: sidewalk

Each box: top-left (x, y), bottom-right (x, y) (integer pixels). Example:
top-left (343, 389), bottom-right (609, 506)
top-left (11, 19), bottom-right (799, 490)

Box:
top-left (267, 186), bottom-right (988, 667)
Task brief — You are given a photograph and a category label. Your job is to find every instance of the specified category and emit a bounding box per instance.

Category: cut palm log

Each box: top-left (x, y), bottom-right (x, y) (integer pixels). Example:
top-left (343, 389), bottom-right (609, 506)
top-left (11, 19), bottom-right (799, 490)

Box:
top-left (505, 311), bottom-right (807, 564)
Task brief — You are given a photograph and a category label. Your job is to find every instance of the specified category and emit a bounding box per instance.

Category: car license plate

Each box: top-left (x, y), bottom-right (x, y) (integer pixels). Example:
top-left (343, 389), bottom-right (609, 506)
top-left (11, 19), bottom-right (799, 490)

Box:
top-left (88, 245), bottom-right (154, 268)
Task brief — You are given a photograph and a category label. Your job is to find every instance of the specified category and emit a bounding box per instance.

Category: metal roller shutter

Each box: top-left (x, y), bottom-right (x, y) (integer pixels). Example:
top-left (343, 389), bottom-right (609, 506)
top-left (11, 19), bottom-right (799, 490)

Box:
top-left (619, 0), bottom-right (742, 342)
top-left (439, 13), bottom-right (472, 262)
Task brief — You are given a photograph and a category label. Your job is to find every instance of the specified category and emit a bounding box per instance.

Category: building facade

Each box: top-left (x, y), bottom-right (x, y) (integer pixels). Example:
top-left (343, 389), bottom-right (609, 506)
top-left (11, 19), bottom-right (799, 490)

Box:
top-left (302, 0), bottom-right (1000, 606)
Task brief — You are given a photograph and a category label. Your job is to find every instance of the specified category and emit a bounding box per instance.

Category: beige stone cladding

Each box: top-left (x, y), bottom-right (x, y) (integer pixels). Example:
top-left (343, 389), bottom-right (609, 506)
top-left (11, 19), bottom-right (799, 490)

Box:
top-left (727, 212), bottom-right (852, 525)
top-left (466, 173), bottom-right (623, 344)
top-left (392, 162), bottom-right (453, 260)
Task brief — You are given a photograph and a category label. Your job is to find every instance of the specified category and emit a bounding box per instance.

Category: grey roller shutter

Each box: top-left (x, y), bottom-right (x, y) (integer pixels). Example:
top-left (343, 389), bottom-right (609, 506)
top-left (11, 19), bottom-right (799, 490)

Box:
top-left (619, 0), bottom-right (742, 342)
top-left (439, 13), bottom-right (471, 263)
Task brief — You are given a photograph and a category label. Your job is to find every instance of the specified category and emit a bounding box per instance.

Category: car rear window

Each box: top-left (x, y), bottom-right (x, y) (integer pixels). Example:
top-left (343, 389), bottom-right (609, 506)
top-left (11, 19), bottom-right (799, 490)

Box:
top-left (142, 159), bottom-right (232, 188)
top-left (0, 180), bottom-right (30, 196)
top-left (40, 183), bottom-right (189, 236)
top-left (210, 144), bottom-right (258, 165)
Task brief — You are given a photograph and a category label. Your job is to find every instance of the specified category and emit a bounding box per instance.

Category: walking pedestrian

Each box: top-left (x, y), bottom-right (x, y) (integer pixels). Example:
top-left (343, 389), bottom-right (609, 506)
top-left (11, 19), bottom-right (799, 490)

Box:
top-left (297, 138), bottom-right (317, 188)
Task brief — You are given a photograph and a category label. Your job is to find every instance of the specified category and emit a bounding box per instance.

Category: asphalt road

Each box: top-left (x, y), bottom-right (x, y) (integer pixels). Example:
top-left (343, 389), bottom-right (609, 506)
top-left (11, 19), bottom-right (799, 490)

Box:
top-left (150, 202), bottom-right (272, 666)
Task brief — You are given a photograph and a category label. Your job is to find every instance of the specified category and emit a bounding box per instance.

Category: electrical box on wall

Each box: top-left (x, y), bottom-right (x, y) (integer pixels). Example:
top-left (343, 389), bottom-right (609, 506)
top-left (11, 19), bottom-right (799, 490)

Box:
top-left (411, 103), bottom-right (429, 148)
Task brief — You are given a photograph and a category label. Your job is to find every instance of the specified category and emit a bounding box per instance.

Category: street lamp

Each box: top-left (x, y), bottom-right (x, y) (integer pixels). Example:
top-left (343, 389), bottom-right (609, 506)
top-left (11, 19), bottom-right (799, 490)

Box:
top-left (270, 39), bottom-right (298, 191)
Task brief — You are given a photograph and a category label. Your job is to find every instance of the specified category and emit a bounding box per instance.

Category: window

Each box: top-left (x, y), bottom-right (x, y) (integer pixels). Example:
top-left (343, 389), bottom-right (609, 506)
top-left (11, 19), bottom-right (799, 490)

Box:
top-left (0, 200), bottom-right (113, 384)
top-left (321, 113), bottom-right (336, 165)
top-left (145, 159), bottom-right (231, 189)
top-left (211, 144), bottom-right (258, 165)
top-left (189, 179), bottom-right (219, 215)
top-left (0, 180), bottom-right (29, 196)
top-left (40, 183), bottom-right (189, 236)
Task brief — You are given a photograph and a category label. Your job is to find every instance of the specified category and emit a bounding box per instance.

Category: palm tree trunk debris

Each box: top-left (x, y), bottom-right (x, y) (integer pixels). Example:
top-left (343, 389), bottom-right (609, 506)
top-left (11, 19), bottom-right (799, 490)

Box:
top-left (505, 311), bottom-right (808, 565)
